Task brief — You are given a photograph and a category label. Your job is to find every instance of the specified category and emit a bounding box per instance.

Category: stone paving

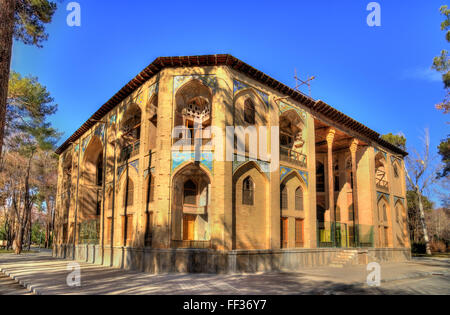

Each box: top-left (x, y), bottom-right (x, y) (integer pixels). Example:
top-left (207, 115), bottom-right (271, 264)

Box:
top-left (0, 252), bottom-right (448, 295)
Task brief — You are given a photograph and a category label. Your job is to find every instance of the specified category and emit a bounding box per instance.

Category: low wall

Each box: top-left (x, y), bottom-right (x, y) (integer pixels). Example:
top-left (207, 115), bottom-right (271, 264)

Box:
top-left (53, 244), bottom-right (411, 274)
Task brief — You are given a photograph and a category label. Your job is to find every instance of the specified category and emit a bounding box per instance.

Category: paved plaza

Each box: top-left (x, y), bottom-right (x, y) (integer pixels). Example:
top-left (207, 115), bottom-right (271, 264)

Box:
top-left (0, 252), bottom-right (448, 295)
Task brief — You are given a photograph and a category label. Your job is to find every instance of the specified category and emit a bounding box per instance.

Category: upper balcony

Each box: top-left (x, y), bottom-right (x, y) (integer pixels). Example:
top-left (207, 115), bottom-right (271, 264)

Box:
top-left (280, 146), bottom-right (307, 168)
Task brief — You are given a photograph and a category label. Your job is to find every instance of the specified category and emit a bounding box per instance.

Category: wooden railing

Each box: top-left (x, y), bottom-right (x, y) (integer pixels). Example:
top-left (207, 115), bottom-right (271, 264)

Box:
top-left (376, 178), bottom-right (389, 190)
top-left (119, 141), bottom-right (140, 162)
top-left (280, 146), bottom-right (307, 168)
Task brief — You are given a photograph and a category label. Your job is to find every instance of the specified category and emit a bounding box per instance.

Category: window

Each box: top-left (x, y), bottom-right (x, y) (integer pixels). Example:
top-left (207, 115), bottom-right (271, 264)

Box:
top-left (123, 178), bottom-right (134, 207)
top-left (295, 187), bottom-right (303, 211)
top-left (383, 204), bottom-right (387, 222)
top-left (242, 176), bottom-right (254, 205)
top-left (280, 185), bottom-right (288, 209)
top-left (244, 99), bottom-right (255, 125)
top-left (295, 219), bottom-right (304, 247)
top-left (393, 164), bottom-right (399, 178)
top-left (281, 217), bottom-right (288, 248)
top-left (183, 180), bottom-right (197, 205)
top-left (96, 153), bottom-right (103, 186)
top-left (123, 214), bottom-right (133, 244)
top-left (396, 205), bottom-right (400, 223)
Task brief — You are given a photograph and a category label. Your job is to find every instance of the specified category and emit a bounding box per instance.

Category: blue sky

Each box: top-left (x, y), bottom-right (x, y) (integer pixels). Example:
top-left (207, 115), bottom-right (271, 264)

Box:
top-left (11, 0), bottom-right (449, 202)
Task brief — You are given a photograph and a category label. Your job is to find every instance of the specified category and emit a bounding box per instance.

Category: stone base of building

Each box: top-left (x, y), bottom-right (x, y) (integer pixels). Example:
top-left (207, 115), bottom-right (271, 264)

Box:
top-left (53, 245), bottom-right (411, 274)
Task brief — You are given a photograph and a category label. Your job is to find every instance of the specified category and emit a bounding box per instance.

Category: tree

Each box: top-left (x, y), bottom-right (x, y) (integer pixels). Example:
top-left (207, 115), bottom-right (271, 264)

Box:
top-left (0, 71), bottom-right (59, 254)
top-left (432, 5), bottom-right (450, 113)
top-left (0, 0), bottom-right (58, 160)
top-left (403, 130), bottom-right (438, 255)
top-left (406, 190), bottom-right (434, 243)
top-left (437, 135), bottom-right (450, 178)
top-left (381, 133), bottom-right (407, 151)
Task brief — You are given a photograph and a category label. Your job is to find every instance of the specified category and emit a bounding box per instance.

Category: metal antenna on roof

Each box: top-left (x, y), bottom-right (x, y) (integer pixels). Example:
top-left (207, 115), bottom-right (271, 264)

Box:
top-left (294, 68), bottom-right (316, 97)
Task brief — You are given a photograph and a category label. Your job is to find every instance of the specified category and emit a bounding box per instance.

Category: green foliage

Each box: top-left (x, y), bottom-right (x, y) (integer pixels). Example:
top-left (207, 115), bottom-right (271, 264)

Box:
top-left (13, 0), bottom-right (58, 48)
top-left (381, 133), bottom-right (407, 151)
top-left (407, 190), bottom-right (434, 213)
top-left (7, 71), bottom-right (60, 151)
top-left (437, 135), bottom-right (450, 178)
top-left (432, 5), bottom-right (450, 112)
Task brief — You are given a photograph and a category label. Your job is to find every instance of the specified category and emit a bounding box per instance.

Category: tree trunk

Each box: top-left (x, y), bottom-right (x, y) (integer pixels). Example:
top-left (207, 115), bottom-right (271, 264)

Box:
top-left (417, 190), bottom-right (432, 255)
top-left (0, 0), bottom-right (15, 160)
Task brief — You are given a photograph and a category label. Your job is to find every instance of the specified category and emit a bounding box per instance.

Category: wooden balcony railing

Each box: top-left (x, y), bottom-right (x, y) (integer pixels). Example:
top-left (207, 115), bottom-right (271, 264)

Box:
top-left (280, 146), bottom-right (307, 168)
top-left (376, 178), bottom-right (389, 190)
top-left (119, 141), bottom-right (140, 162)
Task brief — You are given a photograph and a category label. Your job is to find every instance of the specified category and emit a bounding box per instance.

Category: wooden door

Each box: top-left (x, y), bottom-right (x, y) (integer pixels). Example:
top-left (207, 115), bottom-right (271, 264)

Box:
top-left (183, 214), bottom-right (195, 240)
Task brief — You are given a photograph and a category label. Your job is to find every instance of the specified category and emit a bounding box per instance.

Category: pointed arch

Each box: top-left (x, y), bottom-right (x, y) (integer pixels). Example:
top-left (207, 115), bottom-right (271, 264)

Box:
top-left (234, 88), bottom-right (267, 126)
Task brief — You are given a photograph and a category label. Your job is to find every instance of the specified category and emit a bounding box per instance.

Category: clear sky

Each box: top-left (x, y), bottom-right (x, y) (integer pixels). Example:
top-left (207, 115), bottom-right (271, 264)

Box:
top-left (11, 0), bottom-right (449, 203)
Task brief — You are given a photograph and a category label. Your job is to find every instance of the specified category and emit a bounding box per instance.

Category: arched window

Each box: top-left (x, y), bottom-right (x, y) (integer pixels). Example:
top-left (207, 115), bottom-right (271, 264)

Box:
top-left (108, 190), bottom-right (113, 210)
top-left (280, 185), bottom-right (288, 209)
top-left (383, 204), bottom-right (387, 222)
top-left (244, 99), bottom-right (255, 125)
top-left (242, 176), bottom-right (254, 205)
top-left (96, 153), bottom-right (103, 186)
top-left (393, 164), bottom-right (399, 178)
top-left (295, 187), bottom-right (304, 211)
top-left (124, 178), bottom-right (134, 207)
top-left (183, 180), bottom-right (197, 205)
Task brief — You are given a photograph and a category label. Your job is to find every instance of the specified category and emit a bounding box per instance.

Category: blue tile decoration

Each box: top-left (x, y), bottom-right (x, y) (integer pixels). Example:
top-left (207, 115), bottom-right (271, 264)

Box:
top-left (109, 114), bottom-right (116, 126)
top-left (280, 166), bottom-right (308, 186)
top-left (232, 154), bottom-right (270, 178)
top-left (377, 191), bottom-right (390, 201)
top-left (94, 124), bottom-right (105, 142)
top-left (278, 101), bottom-right (307, 125)
top-left (374, 148), bottom-right (387, 159)
top-left (233, 79), bottom-right (269, 108)
top-left (172, 151), bottom-right (214, 174)
top-left (174, 75), bottom-right (218, 95)
top-left (81, 135), bottom-right (91, 153)
top-left (394, 196), bottom-right (405, 205)
top-left (117, 165), bottom-right (125, 178)
top-left (148, 82), bottom-right (159, 99)
top-left (130, 159), bottom-right (139, 173)
top-left (74, 144), bottom-right (79, 153)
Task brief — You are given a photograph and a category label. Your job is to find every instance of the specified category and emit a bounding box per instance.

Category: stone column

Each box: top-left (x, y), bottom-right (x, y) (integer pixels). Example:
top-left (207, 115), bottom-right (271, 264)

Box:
top-left (326, 128), bottom-right (335, 224)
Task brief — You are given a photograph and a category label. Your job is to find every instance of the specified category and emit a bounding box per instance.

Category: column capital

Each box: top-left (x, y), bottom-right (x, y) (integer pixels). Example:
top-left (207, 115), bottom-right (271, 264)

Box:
top-left (350, 138), bottom-right (359, 154)
top-left (326, 128), bottom-right (336, 146)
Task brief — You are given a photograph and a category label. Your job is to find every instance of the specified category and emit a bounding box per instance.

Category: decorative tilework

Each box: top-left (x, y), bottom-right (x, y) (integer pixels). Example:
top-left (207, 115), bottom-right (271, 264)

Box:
top-left (174, 75), bottom-right (218, 94)
top-left (74, 144), bottom-right (79, 153)
top-left (278, 101), bottom-right (307, 124)
top-left (233, 79), bottom-right (269, 108)
top-left (394, 196), bottom-right (405, 205)
top-left (280, 166), bottom-right (308, 186)
top-left (81, 135), bottom-right (91, 153)
top-left (374, 148), bottom-right (387, 159)
top-left (148, 82), bottom-right (159, 99)
top-left (118, 165), bottom-right (125, 178)
top-left (377, 191), bottom-right (390, 201)
top-left (109, 114), bottom-right (116, 126)
top-left (171, 151), bottom-right (214, 174)
top-left (94, 124), bottom-right (105, 142)
top-left (232, 154), bottom-right (270, 178)
top-left (130, 159), bottom-right (139, 173)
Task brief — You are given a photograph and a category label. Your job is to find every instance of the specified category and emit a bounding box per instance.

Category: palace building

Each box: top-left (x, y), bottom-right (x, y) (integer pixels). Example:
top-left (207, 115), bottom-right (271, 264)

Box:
top-left (54, 54), bottom-right (410, 273)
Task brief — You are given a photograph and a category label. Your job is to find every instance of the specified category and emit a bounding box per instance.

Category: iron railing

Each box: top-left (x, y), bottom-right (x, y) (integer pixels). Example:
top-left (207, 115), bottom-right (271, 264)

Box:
top-left (119, 141), bottom-right (140, 162)
top-left (317, 221), bottom-right (374, 248)
top-left (78, 219), bottom-right (100, 245)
